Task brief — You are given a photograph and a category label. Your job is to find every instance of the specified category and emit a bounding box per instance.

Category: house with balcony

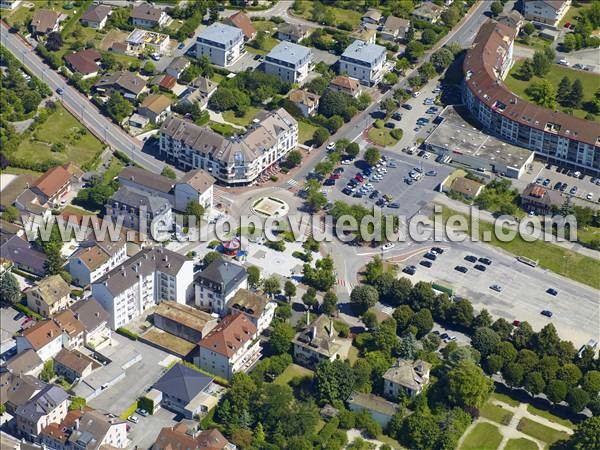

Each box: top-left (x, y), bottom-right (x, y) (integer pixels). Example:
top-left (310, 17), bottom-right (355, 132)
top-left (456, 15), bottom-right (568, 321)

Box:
top-left (383, 358), bottom-right (432, 399)
top-left (523, 0), bottom-right (571, 28)
top-left (194, 259), bottom-right (247, 315)
top-left (339, 40), bottom-right (386, 86)
top-left (130, 2), bottom-right (169, 28)
top-left (15, 385), bottom-right (69, 440)
top-left (264, 42), bottom-right (312, 83)
top-left (70, 298), bottom-right (111, 349)
top-left (104, 186), bottom-right (173, 232)
top-left (69, 241), bottom-right (127, 287)
top-left (196, 23), bottom-right (244, 67)
top-left (226, 289), bottom-right (276, 335)
top-left (292, 315), bottom-right (352, 368)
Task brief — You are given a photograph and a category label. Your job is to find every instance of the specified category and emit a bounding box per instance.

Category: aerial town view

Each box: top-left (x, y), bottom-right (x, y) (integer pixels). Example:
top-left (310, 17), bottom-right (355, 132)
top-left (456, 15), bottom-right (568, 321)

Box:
top-left (0, 0), bottom-right (599, 449)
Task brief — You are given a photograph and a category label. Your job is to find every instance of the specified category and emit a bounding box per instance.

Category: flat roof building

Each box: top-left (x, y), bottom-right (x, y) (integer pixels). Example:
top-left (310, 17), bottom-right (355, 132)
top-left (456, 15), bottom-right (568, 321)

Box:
top-left (196, 23), bottom-right (244, 67)
top-left (264, 41), bottom-right (312, 83)
top-left (340, 40), bottom-right (386, 86)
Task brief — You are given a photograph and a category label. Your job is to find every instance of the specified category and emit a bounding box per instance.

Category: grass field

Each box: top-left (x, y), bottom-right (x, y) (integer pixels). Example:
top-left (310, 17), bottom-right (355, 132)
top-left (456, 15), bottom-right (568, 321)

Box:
top-left (505, 61), bottom-right (600, 122)
top-left (481, 402), bottom-right (514, 425)
top-left (274, 363), bottom-right (313, 385)
top-left (504, 438), bottom-right (538, 450)
top-left (293, 1), bottom-right (361, 28)
top-left (577, 225), bottom-right (600, 248)
top-left (367, 127), bottom-right (399, 147)
top-left (298, 121), bottom-right (319, 146)
top-left (491, 392), bottom-right (520, 407)
top-left (460, 422), bottom-right (503, 450)
top-left (14, 103), bottom-right (104, 170)
top-left (439, 205), bottom-right (600, 289)
top-left (209, 121), bottom-right (245, 137)
top-left (245, 37), bottom-right (279, 55)
top-left (559, 3), bottom-right (591, 27)
top-left (251, 20), bottom-right (278, 33)
top-left (526, 404), bottom-right (575, 429)
top-left (222, 106), bottom-right (261, 127)
top-left (517, 417), bottom-right (570, 445)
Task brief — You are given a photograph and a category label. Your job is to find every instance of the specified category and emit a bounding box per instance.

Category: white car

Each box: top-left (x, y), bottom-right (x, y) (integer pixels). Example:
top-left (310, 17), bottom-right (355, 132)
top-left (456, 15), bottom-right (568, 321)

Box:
top-left (341, 160), bottom-right (351, 165)
top-left (128, 415), bottom-right (139, 424)
top-left (151, 53), bottom-right (160, 61)
top-left (326, 142), bottom-right (336, 151)
top-left (558, 59), bottom-right (569, 66)
top-left (412, 91), bottom-right (421, 97)
top-left (382, 243), bottom-right (395, 251)
top-left (587, 193), bottom-right (594, 200)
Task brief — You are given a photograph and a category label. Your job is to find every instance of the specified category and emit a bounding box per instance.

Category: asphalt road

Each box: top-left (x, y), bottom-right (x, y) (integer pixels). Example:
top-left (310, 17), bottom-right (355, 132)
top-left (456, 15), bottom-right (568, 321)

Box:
top-left (0, 23), bottom-right (174, 175)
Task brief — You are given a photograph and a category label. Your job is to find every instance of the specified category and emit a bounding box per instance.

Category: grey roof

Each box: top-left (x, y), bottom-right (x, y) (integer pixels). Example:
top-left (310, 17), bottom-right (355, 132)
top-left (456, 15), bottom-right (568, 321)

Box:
top-left (118, 166), bottom-right (175, 194)
top-left (16, 385), bottom-right (69, 422)
top-left (167, 56), bottom-right (190, 73)
top-left (341, 40), bottom-right (386, 64)
top-left (189, 76), bottom-right (217, 95)
top-left (110, 186), bottom-right (170, 215)
top-left (195, 259), bottom-right (247, 294)
top-left (0, 235), bottom-right (47, 274)
top-left (277, 22), bottom-right (310, 39)
top-left (198, 22), bottom-right (243, 45)
top-left (5, 349), bottom-right (43, 375)
top-left (70, 299), bottom-right (109, 332)
top-left (95, 71), bottom-right (146, 96)
top-left (152, 363), bottom-right (213, 403)
top-left (266, 41), bottom-right (311, 65)
top-left (0, 373), bottom-right (45, 409)
top-left (349, 391), bottom-right (400, 417)
top-left (68, 410), bottom-right (125, 449)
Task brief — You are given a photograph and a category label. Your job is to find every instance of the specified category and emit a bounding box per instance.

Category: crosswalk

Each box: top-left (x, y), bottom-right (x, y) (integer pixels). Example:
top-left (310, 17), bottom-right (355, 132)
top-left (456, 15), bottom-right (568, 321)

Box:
top-left (337, 278), bottom-right (355, 293)
top-left (286, 179), bottom-right (299, 189)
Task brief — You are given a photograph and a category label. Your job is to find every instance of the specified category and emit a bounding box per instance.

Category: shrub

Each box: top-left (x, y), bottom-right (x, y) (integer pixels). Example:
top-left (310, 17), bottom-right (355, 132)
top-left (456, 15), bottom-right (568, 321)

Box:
top-left (207, 240), bottom-right (221, 249)
top-left (374, 119), bottom-right (385, 129)
top-left (116, 327), bottom-right (139, 341)
top-left (270, 175), bottom-right (278, 182)
top-left (390, 128), bottom-right (403, 140)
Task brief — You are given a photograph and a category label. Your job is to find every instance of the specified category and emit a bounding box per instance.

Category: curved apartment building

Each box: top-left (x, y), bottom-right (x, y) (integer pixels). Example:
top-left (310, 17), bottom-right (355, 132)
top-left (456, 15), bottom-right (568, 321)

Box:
top-left (462, 20), bottom-right (600, 175)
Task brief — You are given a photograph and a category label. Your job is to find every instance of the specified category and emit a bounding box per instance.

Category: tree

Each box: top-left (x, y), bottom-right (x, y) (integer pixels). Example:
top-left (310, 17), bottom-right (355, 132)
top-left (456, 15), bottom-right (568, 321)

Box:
top-left (285, 150), bottom-right (302, 168)
top-left (40, 359), bottom-right (55, 381)
top-left (523, 371), bottom-right (546, 395)
top-left (441, 7), bottom-right (460, 26)
top-left (447, 299), bottom-right (474, 329)
top-left (418, 62), bottom-right (436, 81)
top-left (322, 291), bottom-right (338, 315)
top-left (401, 407), bottom-right (441, 450)
top-left (562, 33), bottom-right (576, 52)
top-left (269, 321), bottom-right (295, 355)
top-left (262, 275), bottom-right (281, 298)
top-left (46, 32), bottom-right (63, 51)
top-left (362, 310), bottom-right (378, 330)
top-left (405, 41), bottom-right (425, 61)
top-left (69, 397), bottom-right (86, 410)
top-left (105, 92), bottom-right (133, 123)
top-left (421, 29), bottom-right (437, 45)
top-left (523, 22), bottom-right (536, 35)
top-left (100, 53), bottom-right (117, 70)
top-left (397, 334), bottom-right (417, 359)
top-left (383, 71), bottom-right (398, 86)
top-left (534, 324), bottom-right (561, 356)
top-left (1, 205), bottom-right (19, 223)
top-left (0, 272), bottom-right (21, 303)
top-left (565, 416), bottom-right (600, 450)
top-left (313, 127), bottom-right (330, 147)
top-left (546, 379), bottom-right (568, 404)
top-left (314, 359), bottom-right (355, 403)
top-left (247, 266), bottom-right (260, 289)
top-left (410, 309), bottom-right (433, 338)
top-left (472, 309), bottom-right (493, 329)
top-left (364, 147), bottom-right (381, 167)
top-left (569, 79), bottom-right (584, 108)
top-left (472, 327), bottom-right (501, 357)
top-left (143, 61), bottom-right (156, 75)
top-left (446, 360), bottom-right (494, 408)
top-left (431, 48), bottom-right (454, 73)
top-left (532, 49), bottom-right (552, 77)
top-left (393, 305), bottom-right (414, 334)
top-left (161, 166), bottom-right (176, 179)
top-left (490, 1), bottom-right (503, 16)
top-left (346, 142), bottom-right (360, 158)
top-left (526, 80), bottom-right (557, 108)
top-left (518, 59), bottom-right (533, 81)
top-left (202, 251), bottom-right (222, 267)
top-left (185, 201), bottom-right (204, 224)
top-left (284, 280), bottom-right (296, 301)
top-left (557, 76), bottom-right (572, 105)
top-left (301, 287), bottom-right (318, 311)
top-left (566, 387), bottom-right (590, 413)
top-left (485, 355), bottom-right (504, 374)
top-left (350, 285), bottom-right (379, 315)
top-left (395, 57), bottom-right (410, 73)
top-left (502, 362), bottom-right (525, 387)
top-left (557, 363), bottom-right (582, 387)
top-left (582, 370), bottom-right (600, 396)
top-left (513, 321), bottom-right (534, 349)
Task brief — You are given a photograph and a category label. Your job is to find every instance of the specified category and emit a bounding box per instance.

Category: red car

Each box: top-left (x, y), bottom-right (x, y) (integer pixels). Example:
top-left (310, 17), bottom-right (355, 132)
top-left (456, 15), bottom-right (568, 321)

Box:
top-left (331, 173), bottom-right (341, 179)
top-left (21, 317), bottom-right (33, 326)
top-left (564, 22), bottom-right (571, 28)
top-left (354, 175), bottom-right (364, 182)
top-left (512, 320), bottom-right (521, 327)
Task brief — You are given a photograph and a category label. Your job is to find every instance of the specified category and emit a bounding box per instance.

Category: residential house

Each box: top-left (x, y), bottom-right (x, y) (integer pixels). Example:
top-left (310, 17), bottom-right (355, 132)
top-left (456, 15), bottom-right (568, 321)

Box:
top-left (347, 392), bottom-right (401, 428)
top-left (288, 89), bottom-right (320, 117)
top-left (130, 2), bottom-right (169, 28)
top-left (0, 372), bottom-right (45, 414)
top-left (224, 11), bottom-right (256, 41)
top-left (194, 259), bottom-right (248, 315)
top-left (383, 358), bottom-right (432, 399)
top-left (361, 8), bottom-right (382, 26)
top-left (70, 298), bottom-right (110, 349)
top-left (138, 94), bottom-right (172, 124)
top-left (523, 0), bottom-right (571, 28)
top-left (0, 235), bottom-right (47, 276)
top-left (150, 363), bottom-right (217, 418)
top-left (339, 40), bottom-right (387, 86)
top-left (53, 309), bottom-right (86, 350)
top-left (380, 16), bottom-right (411, 41)
top-left (195, 313), bottom-right (260, 380)
top-left (104, 186), bottom-right (173, 231)
top-left (156, 74), bottom-right (177, 92)
top-left (330, 75), bottom-right (362, 98)
top-left (264, 41), bottom-right (312, 83)
top-left (411, 2), bottom-right (444, 23)
top-left (30, 9), bottom-right (63, 36)
top-left (520, 183), bottom-right (566, 214)
top-left (117, 166), bottom-right (175, 204)
top-left (226, 289), bottom-right (275, 334)
top-left (350, 27), bottom-right (377, 44)
top-left (166, 56), bottom-right (191, 79)
top-left (174, 169), bottom-right (215, 212)
top-left (128, 113), bottom-right (149, 129)
top-left (91, 248), bottom-right (194, 329)
top-left (292, 314), bottom-right (352, 368)
top-left (159, 108), bottom-right (298, 185)
top-left (152, 424), bottom-right (234, 450)
top-left (64, 49), bottom-right (102, 78)
top-left (196, 23), bottom-right (244, 67)
top-left (449, 177), bottom-right (484, 199)
top-left (80, 4), bottom-right (111, 30)
top-left (181, 76), bottom-right (217, 109)
top-left (30, 165), bottom-right (75, 206)
top-left (153, 301), bottom-right (217, 343)
top-left (94, 71), bottom-right (146, 100)
top-left (126, 29), bottom-right (170, 55)
top-left (53, 348), bottom-right (99, 382)
top-left (15, 385), bottom-right (69, 439)
top-left (0, 0), bottom-right (22, 10)
top-left (277, 23), bottom-right (311, 43)
top-left (26, 275), bottom-right (71, 317)
top-left (498, 10), bottom-right (525, 31)
top-left (5, 349), bottom-right (43, 377)
top-left (69, 240), bottom-right (128, 287)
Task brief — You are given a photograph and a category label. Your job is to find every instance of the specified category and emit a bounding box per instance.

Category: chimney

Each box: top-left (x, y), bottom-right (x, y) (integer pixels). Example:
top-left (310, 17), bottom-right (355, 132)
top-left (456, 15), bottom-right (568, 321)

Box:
top-left (329, 319), bottom-right (334, 338)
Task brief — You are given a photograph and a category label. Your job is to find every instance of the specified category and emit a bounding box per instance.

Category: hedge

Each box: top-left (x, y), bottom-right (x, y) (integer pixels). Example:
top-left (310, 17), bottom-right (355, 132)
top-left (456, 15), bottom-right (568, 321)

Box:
top-left (13, 303), bottom-right (43, 321)
top-left (116, 327), bottom-right (139, 341)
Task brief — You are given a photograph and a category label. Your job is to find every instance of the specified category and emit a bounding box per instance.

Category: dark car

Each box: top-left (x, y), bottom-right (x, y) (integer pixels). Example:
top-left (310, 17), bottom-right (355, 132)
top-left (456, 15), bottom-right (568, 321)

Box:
top-left (431, 247), bottom-right (444, 254)
top-left (474, 264), bottom-right (487, 272)
top-left (424, 252), bottom-right (437, 261)
top-left (464, 255), bottom-right (477, 263)
top-left (559, 183), bottom-right (568, 192)
top-left (553, 182), bottom-right (562, 190)
top-left (402, 103), bottom-right (413, 110)
top-left (541, 310), bottom-right (553, 318)
top-left (388, 202), bottom-right (400, 209)
top-left (353, 192), bottom-right (363, 198)
top-left (392, 112), bottom-right (403, 120)
top-left (478, 257), bottom-right (492, 265)
top-left (440, 333), bottom-right (449, 340)
top-left (254, 54), bottom-right (262, 60)
top-left (420, 260), bottom-right (433, 268)
top-left (546, 288), bottom-right (559, 296)
top-left (342, 187), bottom-right (352, 195)
top-left (385, 122), bottom-right (396, 129)
top-left (13, 312), bottom-right (25, 321)
top-left (178, 42), bottom-right (186, 49)
top-left (369, 191), bottom-right (379, 199)
top-left (403, 265), bottom-right (416, 275)
top-left (455, 265), bottom-right (468, 273)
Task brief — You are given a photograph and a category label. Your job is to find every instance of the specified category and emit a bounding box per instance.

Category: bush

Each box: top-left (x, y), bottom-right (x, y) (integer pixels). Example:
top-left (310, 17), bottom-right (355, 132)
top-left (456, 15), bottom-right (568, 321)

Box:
top-left (374, 119), bottom-right (385, 129)
top-left (13, 302), bottom-right (43, 320)
top-left (390, 128), bottom-right (403, 140)
top-left (116, 327), bottom-right (139, 341)
top-left (270, 175), bottom-right (278, 182)
top-left (207, 240), bottom-right (220, 249)
top-left (265, 240), bottom-right (285, 252)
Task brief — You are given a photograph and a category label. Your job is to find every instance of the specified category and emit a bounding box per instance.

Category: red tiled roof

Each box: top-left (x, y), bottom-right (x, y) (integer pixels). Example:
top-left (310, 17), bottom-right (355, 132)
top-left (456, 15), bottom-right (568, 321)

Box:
top-left (225, 11), bottom-right (256, 40)
top-left (198, 313), bottom-right (256, 357)
top-left (64, 49), bottom-right (101, 75)
top-left (32, 166), bottom-right (72, 198)
top-left (159, 74), bottom-right (177, 90)
top-left (21, 320), bottom-right (62, 351)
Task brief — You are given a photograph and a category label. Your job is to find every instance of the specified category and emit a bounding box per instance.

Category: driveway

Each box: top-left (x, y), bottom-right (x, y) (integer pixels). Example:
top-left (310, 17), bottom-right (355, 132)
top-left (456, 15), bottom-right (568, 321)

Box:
top-left (126, 407), bottom-right (180, 450)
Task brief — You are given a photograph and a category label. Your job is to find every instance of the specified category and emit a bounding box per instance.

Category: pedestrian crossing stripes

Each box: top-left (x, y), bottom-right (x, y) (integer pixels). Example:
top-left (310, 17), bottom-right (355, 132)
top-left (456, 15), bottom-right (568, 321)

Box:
top-left (337, 279), bottom-right (355, 291)
top-left (287, 179), bottom-right (299, 188)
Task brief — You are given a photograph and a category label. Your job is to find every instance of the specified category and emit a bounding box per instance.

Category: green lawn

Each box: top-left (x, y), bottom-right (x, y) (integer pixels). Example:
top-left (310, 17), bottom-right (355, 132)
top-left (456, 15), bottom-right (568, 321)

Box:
top-left (577, 226), bottom-right (600, 248)
top-left (505, 61), bottom-right (600, 122)
top-left (274, 363), bottom-right (313, 385)
top-left (14, 103), bottom-right (104, 170)
top-left (517, 417), bottom-right (570, 445)
top-left (245, 36), bottom-right (279, 55)
top-left (559, 3), bottom-right (591, 27)
top-left (103, 158), bottom-right (125, 183)
top-left (298, 120), bottom-right (319, 146)
top-left (347, 345), bottom-right (359, 365)
top-left (61, 204), bottom-right (98, 215)
top-left (481, 402), bottom-right (514, 425)
top-left (222, 106), bottom-right (261, 127)
top-left (294, 1), bottom-right (361, 28)
top-left (491, 392), bottom-right (520, 407)
top-left (460, 422), bottom-right (503, 450)
top-left (209, 121), bottom-right (245, 137)
top-left (1, 1), bottom-right (76, 27)
top-left (439, 205), bottom-right (600, 289)
top-left (516, 35), bottom-right (553, 52)
top-left (367, 127), bottom-right (399, 147)
top-left (210, 73), bottom-right (225, 84)
top-left (504, 438), bottom-right (538, 450)
top-left (526, 404), bottom-right (575, 429)
top-left (251, 20), bottom-right (278, 33)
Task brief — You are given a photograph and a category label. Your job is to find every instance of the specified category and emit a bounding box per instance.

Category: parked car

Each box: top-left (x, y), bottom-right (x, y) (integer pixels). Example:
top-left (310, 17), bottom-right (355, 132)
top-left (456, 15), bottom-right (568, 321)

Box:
top-left (570, 186), bottom-right (578, 195)
top-left (128, 416), bottom-right (139, 424)
top-left (402, 103), bottom-right (413, 110)
top-left (403, 265), bottom-right (416, 275)
top-left (426, 170), bottom-right (437, 176)
top-left (326, 142), bottom-right (336, 151)
top-left (455, 265), bottom-right (468, 273)
top-left (478, 257), bottom-right (492, 265)
top-left (382, 243), bottom-right (395, 251)
top-left (431, 247), bottom-right (444, 254)
top-left (56, 87), bottom-right (64, 95)
top-left (512, 320), bottom-right (521, 327)
top-left (541, 310), bottom-right (553, 318)
top-left (546, 288), bottom-right (558, 296)
top-left (392, 112), bottom-right (403, 120)
top-left (419, 260), bottom-right (432, 268)
top-left (490, 284), bottom-right (503, 292)
top-left (474, 264), bottom-right (487, 272)
top-left (412, 91), bottom-right (421, 97)
top-left (424, 252), bottom-right (437, 261)
top-left (136, 409), bottom-right (149, 417)
top-left (388, 202), bottom-right (400, 209)
top-left (385, 122), bottom-right (396, 129)
top-left (464, 255), bottom-right (477, 263)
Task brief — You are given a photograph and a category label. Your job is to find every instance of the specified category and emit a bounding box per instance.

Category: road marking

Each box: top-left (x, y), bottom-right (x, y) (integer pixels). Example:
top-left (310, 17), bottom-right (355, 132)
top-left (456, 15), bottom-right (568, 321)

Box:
top-left (287, 179), bottom-right (299, 188)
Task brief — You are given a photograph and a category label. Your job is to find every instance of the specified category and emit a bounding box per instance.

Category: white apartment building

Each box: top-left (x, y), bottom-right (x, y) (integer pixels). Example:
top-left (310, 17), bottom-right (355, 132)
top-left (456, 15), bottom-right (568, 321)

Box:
top-left (340, 40), bottom-right (387, 86)
top-left (194, 259), bottom-right (248, 315)
top-left (159, 108), bottom-right (298, 185)
top-left (174, 169), bottom-right (215, 212)
top-left (91, 248), bottom-right (194, 329)
top-left (195, 313), bottom-right (261, 380)
top-left (523, 0), bottom-right (571, 28)
top-left (69, 241), bottom-right (127, 287)
top-left (264, 41), bottom-right (312, 83)
top-left (226, 289), bottom-right (276, 335)
top-left (16, 320), bottom-right (63, 362)
top-left (196, 23), bottom-right (244, 67)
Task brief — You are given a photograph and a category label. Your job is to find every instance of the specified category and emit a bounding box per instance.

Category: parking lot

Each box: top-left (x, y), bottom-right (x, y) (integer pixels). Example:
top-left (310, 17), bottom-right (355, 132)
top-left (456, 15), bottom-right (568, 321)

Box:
top-left (127, 407), bottom-right (180, 450)
top-left (395, 240), bottom-right (599, 347)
